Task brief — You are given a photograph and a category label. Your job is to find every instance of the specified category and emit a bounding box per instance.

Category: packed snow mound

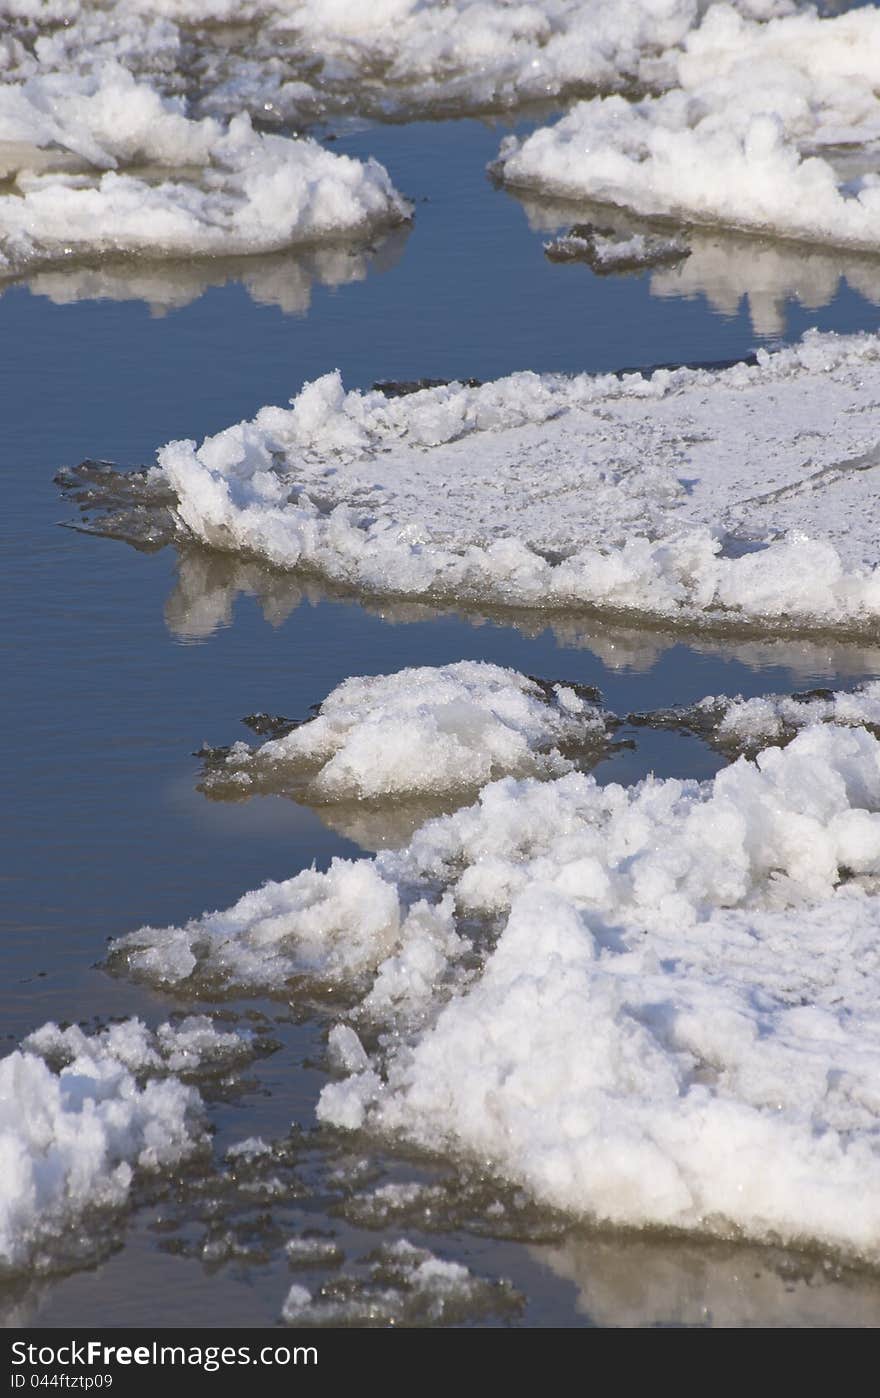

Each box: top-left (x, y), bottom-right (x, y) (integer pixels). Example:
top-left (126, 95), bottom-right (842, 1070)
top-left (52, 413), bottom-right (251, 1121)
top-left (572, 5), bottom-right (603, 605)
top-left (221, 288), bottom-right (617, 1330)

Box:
top-left (112, 859), bottom-right (463, 1006)
top-left (201, 661), bottom-right (608, 802)
top-left (0, 1016), bottom-right (247, 1273)
top-left (0, 64), bottom-right (409, 275)
top-left (315, 724), bottom-right (880, 1261)
top-left (142, 329), bottom-right (880, 629)
top-left (497, 4), bottom-right (880, 250)
top-left (0, 1), bottom-right (792, 125)
top-left (116, 723), bottom-right (880, 1258)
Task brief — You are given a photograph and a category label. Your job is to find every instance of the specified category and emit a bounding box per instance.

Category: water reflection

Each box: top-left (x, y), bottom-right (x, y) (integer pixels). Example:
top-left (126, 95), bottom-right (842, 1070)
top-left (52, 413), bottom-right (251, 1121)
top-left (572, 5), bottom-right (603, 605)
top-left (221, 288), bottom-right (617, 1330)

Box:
top-left (165, 547), bottom-right (880, 681)
top-left (2, 226), bottom-right (410, 317)
top-left (531, 1233), bottom-right (880, 1328)
top-left (512, 191), bottom-right (880, 339)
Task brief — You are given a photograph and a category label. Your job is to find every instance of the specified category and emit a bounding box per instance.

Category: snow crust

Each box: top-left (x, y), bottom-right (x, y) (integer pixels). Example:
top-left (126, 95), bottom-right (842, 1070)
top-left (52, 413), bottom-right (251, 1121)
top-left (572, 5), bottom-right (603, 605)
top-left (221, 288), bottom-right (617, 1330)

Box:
top-left (202, 661), bottom-right (606, 802)
top-left (148, 329), bottom-right (880, 630)
top-left (498, 5), bottom-right (880, 250)
top-left (0, 1017), bottom-right (245, 1272)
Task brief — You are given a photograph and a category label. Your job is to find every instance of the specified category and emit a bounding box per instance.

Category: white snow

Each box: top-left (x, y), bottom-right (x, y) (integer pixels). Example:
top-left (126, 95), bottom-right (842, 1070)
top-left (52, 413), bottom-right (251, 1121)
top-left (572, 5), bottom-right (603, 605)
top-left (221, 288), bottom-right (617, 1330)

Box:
top-left (0, 1017), bottom-right (247, 1272)
top-left (115, 719), bottom-right (880, 1261)
top-left (0, 2), bottom-right (789, 125)
top-left (0, 64), bottom-right (409, 275)
top-left (203, 661), bottom-right (606, 801)
top-left (112, 857), bottom-right (462, 1006)
top-left (315, 723), bottom-right (880, 1263)
top-left (703, 679), bottom-right (880, 748)
top-left (147, 329), bottom-right (880, 630)
top-left (498, 5), bottom-right (880, 251)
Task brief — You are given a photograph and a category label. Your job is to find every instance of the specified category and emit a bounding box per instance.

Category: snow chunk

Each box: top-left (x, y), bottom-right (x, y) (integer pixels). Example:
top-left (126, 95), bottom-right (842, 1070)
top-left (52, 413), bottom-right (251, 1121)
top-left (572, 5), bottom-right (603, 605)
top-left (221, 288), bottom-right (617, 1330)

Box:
top-left (0, 63), bottom-right (409, 275)
top-left (202, 662), bottom-right (608, 802)
top-left (498, 6), bottom-right (880, 251)
top-left (0, 1017), bottom-right (245, 1273)
top-left (111, 857), bottom-right (462, 1008)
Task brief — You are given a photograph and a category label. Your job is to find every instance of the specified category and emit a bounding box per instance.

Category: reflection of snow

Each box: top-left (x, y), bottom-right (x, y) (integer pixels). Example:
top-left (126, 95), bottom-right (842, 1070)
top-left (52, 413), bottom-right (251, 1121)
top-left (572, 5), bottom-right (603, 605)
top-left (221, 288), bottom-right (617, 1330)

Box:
top-left (532, 1233), bottom-right (880, 1328)
top-left (5, 226), bottom-right (409, 316)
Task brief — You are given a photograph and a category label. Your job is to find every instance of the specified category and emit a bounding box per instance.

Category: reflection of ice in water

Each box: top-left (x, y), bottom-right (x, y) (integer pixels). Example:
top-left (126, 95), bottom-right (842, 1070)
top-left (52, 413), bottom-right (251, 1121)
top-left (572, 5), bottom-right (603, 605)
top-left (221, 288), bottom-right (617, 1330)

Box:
top-left (164, 548), bottom-right (880, 681)
top-left (5, 226), bottom-right (409, 317)
top-left (532, 1234), bottom-right (880, 1328)
top-left (651, 237), bottom-right (880, 339)
top-left (517, 191), bottom-right (880, 338)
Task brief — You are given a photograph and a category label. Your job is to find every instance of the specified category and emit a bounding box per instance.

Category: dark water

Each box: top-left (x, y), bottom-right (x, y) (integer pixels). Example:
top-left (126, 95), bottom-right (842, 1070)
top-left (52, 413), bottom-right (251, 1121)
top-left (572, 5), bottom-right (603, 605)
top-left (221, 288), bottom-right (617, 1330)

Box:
top-left (4, 115), bottom-right (880, 1327)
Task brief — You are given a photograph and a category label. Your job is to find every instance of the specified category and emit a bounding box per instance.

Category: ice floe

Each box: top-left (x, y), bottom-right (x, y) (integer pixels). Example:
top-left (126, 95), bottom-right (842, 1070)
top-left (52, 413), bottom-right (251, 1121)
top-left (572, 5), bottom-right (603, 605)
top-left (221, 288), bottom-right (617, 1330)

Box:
top-left (115, 721), bottom-right (880, 1260)
top-left (544, 223), bottom-right (691, 272)
top-left (199, 661), bottom-right (609, 802)
top-left (318, 724), bottom-right (880, 1261)
top-left (497, 4), bottom-right (880, 251)
top-left (642, 679), bottom-right (880, 756)
top-left (0, 1), bottom-right (787, 125)
top-left (0, 64), bottom-right (409, 275)
top-left (112, 328), bottom-right (880, 630)
top-left (0, 1016), bottom-right (249, 1273)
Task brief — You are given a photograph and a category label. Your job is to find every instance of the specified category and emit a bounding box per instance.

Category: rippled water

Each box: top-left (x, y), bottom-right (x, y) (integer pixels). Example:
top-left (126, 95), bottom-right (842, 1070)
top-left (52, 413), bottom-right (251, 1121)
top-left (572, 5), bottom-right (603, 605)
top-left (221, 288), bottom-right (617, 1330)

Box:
top-left (5, 113), bottom-right (880, 1327)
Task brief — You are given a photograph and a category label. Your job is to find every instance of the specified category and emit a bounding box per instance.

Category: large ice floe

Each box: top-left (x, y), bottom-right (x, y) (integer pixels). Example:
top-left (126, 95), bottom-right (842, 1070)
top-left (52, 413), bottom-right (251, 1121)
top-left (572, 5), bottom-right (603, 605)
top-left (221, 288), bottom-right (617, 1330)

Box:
top-left (0, 63), bottom-right (409, 275)
top-left (0, 1), bottom-right (791, 125)
top-left (113, 720), bottom-right (880, 1262)
top-left (497, 4), bottom-right (880, 251)
top-left (110, 328), bottom-right (880, 630)
top-left (0, 1016), bottom-right (252, 1273)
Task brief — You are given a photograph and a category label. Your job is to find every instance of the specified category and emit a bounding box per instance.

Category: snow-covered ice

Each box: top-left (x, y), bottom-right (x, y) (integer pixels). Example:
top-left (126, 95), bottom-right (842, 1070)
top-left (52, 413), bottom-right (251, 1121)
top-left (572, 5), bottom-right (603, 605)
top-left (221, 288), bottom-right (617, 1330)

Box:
top-left (0, 1), bottom-right (788, 125)
top-left (318, 724), bottom-right (880, 1262)
top-left (133, 329), bottom-right (880, 630)
top-left (497, 5), bottom-right (880, 251)
top-left (201, 661), bottom-right (609, 802)
top-left (667, 679), bottom-right (880, 754)
top-left (0, 64), bottom-right (409, 275)
top-left (0, 1017), bottom-right (248, 1273)
top-left (115, 720), bottom-right (880, 1261)
top-left (544, 224), bottom-right (690, 272)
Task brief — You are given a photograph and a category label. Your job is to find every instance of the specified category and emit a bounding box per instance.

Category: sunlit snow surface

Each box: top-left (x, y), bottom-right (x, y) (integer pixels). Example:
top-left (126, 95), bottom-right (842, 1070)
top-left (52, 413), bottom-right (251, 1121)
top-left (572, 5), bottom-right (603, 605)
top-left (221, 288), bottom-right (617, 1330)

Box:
top-left (497, 4), bottom-right (880, 251)
top-left (13, 0), bottom-right (880, 1321)
top-left (110, 710), bottom-right (880, 1263)
top-left (0, 1017), bottom-right (255, 1274)
top-left (71, 330), bottom-right (880, 630)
